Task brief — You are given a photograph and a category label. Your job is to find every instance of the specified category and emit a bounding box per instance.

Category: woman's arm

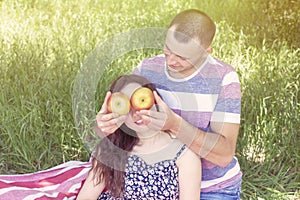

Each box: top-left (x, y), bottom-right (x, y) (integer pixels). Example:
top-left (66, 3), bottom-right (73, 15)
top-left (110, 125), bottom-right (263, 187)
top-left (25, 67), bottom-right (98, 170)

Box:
top-left (76, 169), bottom-right (105, 200)
top-left (176, 148), bottom-right (202, 200)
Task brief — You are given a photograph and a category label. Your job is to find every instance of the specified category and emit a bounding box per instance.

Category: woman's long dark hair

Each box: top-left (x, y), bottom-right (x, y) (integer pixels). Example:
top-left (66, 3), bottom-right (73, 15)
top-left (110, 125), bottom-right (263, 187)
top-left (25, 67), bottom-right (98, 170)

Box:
top-left (92, 74), bottom-right (159, 197)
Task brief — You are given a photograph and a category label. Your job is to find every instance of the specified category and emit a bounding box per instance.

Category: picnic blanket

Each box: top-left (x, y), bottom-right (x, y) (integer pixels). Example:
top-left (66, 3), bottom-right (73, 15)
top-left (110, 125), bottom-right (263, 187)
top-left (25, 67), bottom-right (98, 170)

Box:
top-left (0, 161), bottom-right (91, 200)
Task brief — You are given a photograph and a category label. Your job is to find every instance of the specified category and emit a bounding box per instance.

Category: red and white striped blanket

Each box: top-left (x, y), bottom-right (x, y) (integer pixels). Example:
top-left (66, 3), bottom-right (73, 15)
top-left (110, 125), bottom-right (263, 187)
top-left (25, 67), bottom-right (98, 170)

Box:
top-left (0, 161), bottom-right (91, 200)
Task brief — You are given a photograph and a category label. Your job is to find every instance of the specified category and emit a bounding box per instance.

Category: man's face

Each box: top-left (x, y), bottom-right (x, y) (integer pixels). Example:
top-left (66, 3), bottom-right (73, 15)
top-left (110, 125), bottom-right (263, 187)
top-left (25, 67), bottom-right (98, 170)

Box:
top-left (164, 28), bottom-right (208, 77)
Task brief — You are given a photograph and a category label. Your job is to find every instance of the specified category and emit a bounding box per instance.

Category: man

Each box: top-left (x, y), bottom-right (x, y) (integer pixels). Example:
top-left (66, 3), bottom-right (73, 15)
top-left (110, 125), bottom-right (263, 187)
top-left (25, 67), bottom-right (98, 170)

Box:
top-left (96, 9), bottom-right (242, 199)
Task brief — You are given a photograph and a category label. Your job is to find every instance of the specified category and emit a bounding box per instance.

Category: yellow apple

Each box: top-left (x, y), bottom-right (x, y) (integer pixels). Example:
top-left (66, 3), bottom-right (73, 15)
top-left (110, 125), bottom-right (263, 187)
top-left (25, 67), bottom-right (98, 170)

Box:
top-left (107, 92), bottom-right (130, 115)
top-left (130, 87), bottom-right (154, 111)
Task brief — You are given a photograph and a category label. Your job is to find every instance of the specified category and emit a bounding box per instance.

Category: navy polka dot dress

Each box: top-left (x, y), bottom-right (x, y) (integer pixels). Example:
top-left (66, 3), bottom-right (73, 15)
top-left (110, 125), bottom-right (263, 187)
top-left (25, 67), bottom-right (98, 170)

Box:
top-left (98, 142), bottom-right (186, 199)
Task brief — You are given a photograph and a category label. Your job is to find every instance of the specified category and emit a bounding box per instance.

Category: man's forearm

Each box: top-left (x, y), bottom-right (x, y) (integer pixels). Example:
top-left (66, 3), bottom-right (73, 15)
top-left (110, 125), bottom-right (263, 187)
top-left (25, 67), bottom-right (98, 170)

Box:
top-left (170, 116), bottom-right (237, 167)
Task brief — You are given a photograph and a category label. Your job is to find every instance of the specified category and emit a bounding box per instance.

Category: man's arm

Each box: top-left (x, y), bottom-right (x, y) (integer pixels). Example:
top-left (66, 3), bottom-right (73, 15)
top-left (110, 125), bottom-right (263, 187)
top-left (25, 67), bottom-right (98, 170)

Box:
top-left (170, 114), bottom-right (240, 167)
top-left (138, 91), bottom-right (240, 167)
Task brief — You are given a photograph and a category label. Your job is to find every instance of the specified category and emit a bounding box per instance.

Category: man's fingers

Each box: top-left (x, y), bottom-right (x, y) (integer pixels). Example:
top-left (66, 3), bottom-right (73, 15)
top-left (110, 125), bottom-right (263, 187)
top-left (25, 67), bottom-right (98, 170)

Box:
top-left (147, 119), bottom-right (166, 130)
top-left (96, 114), bottom-right (127, 131)
top-left (99, 91), bottom-right (112, 114)
top-left (138, 108), bottom-right (167, 120)
top-left (153, 91), bottom-right (164, 105)
top-left (94, 91), bottom-right (129, 137)
top-left (101, 126), bottom-right (118, 135)
top-left (107, 115), bottom-right (127, 126)
top-left (99, 112), bottom-right (119, 122)
top-left (94, 124), bottom-right (118, 138)
top-left (153, 91), bottom-right (169, 109)
top-left (94, 124), bottom-right (106, 137)
top-left (139, 111), bottom-right (167, 131)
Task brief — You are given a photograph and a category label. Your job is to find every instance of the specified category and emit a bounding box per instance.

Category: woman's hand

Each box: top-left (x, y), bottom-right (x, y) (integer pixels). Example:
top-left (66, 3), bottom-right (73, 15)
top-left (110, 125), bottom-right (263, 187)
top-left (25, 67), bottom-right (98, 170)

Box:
top-left (94, 91), bottom-right (127, 137)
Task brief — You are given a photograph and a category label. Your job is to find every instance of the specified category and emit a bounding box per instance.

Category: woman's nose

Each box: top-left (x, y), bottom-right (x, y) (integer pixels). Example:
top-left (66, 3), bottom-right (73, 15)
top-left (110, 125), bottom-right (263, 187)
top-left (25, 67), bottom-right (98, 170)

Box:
top-left (131, 110), bottom-right (141, 120)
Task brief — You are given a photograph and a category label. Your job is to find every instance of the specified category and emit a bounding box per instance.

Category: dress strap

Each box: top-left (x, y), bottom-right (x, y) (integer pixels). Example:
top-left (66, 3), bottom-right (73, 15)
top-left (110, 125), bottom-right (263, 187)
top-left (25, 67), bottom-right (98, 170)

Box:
top-left (174, 145), bottom-right (187, 161)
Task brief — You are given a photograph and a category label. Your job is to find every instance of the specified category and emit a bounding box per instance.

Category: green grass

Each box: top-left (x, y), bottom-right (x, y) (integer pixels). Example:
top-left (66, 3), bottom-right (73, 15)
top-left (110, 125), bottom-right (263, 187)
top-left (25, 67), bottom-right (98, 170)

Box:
top-left (0, 0), bottom-right (299, 199)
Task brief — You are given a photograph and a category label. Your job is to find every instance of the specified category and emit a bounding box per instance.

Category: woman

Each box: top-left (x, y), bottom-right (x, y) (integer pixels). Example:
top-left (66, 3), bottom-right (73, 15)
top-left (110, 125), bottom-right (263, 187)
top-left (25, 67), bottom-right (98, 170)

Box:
top-left (77, 74), bottom-right (201, 200)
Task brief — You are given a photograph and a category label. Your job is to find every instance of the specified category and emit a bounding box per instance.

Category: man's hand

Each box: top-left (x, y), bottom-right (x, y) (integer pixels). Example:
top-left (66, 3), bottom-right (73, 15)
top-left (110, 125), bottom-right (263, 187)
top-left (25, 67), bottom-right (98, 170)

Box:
top-left (137, 91), bottom-right (181, 132)
top-left (94, 91), bottom-right (127, 137)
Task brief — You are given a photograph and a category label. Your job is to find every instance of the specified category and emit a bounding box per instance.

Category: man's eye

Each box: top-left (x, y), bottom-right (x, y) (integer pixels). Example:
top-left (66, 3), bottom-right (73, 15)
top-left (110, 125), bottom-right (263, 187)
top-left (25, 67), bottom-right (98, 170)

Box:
top-left (163, 49), bottom-right (171, 55)
top-left (177, 55), bottom-right (186, 60)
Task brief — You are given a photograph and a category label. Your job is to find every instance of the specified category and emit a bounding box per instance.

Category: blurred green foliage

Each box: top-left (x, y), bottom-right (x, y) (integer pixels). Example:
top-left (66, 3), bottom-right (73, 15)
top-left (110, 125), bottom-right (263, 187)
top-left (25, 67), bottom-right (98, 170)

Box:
top-left (195, 0), bottom-right (300, 48)
top-left (0, 0), bottom-right (299, 199)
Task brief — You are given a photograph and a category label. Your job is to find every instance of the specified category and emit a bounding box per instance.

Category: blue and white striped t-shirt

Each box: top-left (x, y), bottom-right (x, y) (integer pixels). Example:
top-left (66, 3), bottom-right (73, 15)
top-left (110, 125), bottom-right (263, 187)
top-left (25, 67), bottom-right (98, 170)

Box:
top-left (133, 54), bottom-right (242, 192)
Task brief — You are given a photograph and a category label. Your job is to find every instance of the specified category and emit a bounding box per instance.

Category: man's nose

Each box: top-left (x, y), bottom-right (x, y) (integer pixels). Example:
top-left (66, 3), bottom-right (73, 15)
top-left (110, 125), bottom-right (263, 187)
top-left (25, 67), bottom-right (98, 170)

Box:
top-left (167, 53), bottom-right (178, 65)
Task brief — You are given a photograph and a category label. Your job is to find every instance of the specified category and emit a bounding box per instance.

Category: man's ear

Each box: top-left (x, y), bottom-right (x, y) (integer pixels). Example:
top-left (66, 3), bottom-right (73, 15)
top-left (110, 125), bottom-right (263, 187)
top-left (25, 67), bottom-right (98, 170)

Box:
top-left (206, 46), bottom-right (213, 54)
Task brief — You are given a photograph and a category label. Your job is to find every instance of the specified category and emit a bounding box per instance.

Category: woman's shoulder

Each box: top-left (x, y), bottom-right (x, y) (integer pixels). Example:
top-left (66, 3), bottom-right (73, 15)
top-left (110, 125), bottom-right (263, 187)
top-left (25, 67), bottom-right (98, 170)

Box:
top-left (175, 144), bottom-right (201, 169)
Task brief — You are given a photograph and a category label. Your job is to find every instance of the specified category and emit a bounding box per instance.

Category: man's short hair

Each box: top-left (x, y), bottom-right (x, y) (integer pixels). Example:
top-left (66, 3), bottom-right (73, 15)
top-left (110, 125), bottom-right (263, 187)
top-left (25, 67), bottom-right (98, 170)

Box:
top-left (169, 9), bottom-right (216, 48)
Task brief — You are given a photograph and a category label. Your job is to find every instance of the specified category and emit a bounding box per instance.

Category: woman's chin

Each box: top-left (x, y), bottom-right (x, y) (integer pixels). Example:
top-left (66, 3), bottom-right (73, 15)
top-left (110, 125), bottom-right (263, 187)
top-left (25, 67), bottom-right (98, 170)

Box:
top-left (125, 122), bottom-right (149, 133)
